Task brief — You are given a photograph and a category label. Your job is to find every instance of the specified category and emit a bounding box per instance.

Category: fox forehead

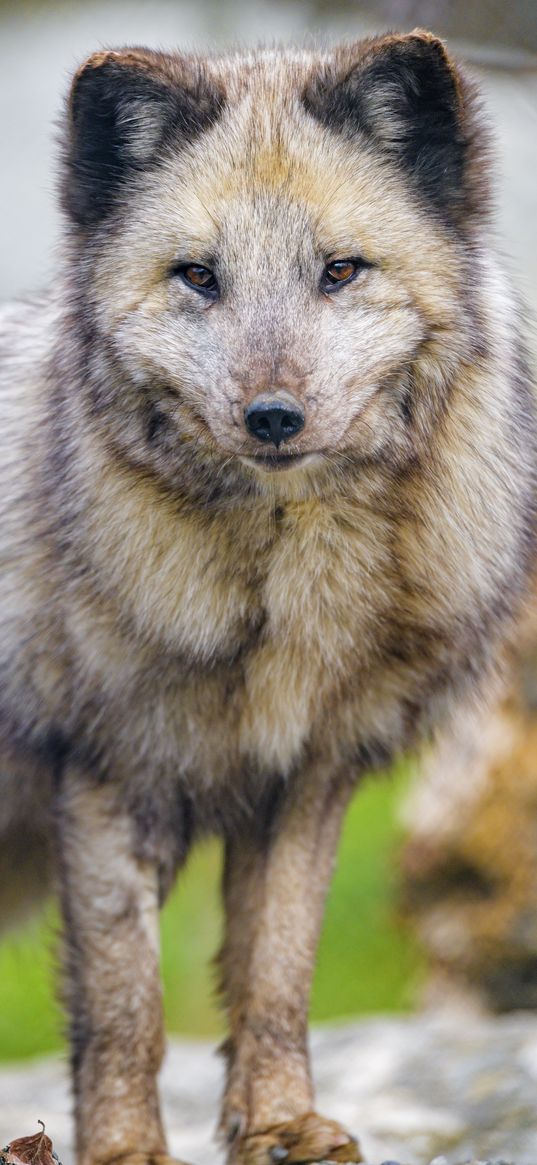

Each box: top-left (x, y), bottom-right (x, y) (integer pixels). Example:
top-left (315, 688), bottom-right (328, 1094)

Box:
top-left (122, 92), bottom-right (427, 266)
top-left (151, 45), bottom-right (440, 242)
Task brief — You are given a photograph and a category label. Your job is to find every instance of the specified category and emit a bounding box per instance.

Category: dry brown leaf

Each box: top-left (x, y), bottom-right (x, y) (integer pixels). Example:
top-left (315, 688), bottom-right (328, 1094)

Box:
top-left (1, 1122), bottom-right (59, 1165)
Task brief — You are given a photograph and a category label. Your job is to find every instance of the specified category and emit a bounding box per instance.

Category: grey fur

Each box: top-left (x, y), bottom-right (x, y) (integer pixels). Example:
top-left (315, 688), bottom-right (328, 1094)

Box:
top-left (0, 35), bottom-right (536, 1165)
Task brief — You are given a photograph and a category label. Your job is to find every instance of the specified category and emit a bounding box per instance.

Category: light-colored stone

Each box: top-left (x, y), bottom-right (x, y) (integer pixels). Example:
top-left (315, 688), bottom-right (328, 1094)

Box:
top-left (0, 1012), bottom-right (536, 1165)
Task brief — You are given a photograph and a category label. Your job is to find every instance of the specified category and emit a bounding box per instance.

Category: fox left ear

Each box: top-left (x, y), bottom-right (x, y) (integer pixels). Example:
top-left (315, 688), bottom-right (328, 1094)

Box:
top-left (305, 32), bottom-right (483, 226)
top-left (63, 49), bottom-right (223, 228)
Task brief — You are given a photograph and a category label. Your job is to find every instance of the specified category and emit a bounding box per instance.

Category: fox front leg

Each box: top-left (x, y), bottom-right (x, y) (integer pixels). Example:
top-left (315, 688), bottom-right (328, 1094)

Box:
top-left (219, 770), bottom-right (362, 1165)
top-left (55, 771), bottom-right (191, 1165)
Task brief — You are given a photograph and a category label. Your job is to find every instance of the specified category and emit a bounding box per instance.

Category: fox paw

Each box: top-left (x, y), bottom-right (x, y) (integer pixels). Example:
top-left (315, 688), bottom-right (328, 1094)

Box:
top-left (231, 1112), bottom-right (362, 1165)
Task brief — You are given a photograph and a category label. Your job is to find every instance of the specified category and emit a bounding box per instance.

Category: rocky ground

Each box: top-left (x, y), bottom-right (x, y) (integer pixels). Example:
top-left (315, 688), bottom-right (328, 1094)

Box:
top-left (0, 1010), bottom-right (536, 1165)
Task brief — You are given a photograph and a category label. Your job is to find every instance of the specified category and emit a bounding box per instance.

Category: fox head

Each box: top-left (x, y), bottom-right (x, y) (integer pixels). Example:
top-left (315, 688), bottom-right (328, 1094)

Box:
top-left (61, 37), bottom-right (489, 498)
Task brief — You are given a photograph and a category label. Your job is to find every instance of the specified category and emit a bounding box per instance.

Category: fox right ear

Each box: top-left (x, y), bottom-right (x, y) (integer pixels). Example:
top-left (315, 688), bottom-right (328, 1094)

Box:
top-left (63, 49), bottom-right (223, 228)
top-left (304, 33), bottom-right (483, 228)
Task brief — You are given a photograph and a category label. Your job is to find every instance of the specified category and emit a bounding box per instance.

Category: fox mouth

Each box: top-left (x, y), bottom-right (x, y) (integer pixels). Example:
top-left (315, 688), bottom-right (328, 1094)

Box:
top-left (239, 452), bottom-right (320, 472)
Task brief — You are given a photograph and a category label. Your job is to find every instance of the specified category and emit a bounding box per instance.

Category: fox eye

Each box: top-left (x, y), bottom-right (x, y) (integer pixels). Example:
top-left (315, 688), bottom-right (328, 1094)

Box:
top-left (321, 258), bottom-right (368, 292)
top-left (173, 263), bottom-right (219, 297)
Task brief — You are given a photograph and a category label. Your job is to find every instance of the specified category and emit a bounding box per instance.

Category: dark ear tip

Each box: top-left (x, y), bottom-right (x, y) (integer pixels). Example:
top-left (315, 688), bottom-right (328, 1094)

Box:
top-left (71, 49), bottom-right (121, 90)
top-left (395, 28), bottom-right (457, 70)
top-left (69, 49), bottom-right (154, 108)
top-left (405, 27), bottom-right (447, 45)
top-left (69, 51), bottom-right (120, 117)
top-left (73, 47), bottom-right (151, 74)
top-left (372, 29), bottom-right (462, 106)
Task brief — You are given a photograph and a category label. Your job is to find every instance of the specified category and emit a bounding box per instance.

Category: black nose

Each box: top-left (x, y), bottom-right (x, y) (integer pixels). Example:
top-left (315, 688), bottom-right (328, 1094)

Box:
top-left (244, 397), bottom-right (305, 448)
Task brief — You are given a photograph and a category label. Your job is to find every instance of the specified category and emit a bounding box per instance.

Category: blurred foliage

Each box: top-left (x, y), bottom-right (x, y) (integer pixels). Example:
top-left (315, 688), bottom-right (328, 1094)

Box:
top-left (0, 764), bottom-right (424, 1061)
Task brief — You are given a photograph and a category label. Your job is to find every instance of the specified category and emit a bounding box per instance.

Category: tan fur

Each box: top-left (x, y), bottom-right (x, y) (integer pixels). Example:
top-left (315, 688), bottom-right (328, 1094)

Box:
top-left (0, 33), bottom-right (535, 1165)
top-left (219, 769), bottom-right (354, 1147)
top-left (59, 778), bottom-right (166, 1165)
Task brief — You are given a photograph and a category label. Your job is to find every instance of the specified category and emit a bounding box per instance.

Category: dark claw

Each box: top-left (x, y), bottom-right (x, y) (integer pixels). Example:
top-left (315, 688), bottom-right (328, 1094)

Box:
top-left (227, 1112), bottom-right (245, 1144)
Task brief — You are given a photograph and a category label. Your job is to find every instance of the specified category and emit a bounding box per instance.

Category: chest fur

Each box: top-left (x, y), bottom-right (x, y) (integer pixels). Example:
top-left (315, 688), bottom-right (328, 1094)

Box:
top-left (82, 487), bottom-right (397, 778)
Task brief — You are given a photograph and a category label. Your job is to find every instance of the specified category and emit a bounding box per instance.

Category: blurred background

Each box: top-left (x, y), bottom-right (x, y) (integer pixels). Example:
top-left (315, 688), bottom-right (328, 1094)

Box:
top-left (1, 0), bottom-right (536, 1063)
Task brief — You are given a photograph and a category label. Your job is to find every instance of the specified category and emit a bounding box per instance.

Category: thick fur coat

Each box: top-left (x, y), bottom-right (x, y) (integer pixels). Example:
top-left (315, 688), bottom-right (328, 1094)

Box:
top-left (0, 32), bottom-right (535, 1165)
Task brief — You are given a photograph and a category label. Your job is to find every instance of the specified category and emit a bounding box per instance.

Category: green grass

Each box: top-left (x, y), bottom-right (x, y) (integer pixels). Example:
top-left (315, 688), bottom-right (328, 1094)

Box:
top-left (312, 764), bottom-right (423, 1020)
top-left (0, 764), bottom-right (424, 1061)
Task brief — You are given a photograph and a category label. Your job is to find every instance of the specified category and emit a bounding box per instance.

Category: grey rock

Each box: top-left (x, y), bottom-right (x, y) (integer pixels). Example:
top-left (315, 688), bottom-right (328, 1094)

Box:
top-left (0, 1011), bottom-right (536, 1165)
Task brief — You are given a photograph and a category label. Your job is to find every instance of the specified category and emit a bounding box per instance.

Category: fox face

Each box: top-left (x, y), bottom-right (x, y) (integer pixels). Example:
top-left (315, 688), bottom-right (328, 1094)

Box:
top-left (62, 39), bottom-right (485, 496)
